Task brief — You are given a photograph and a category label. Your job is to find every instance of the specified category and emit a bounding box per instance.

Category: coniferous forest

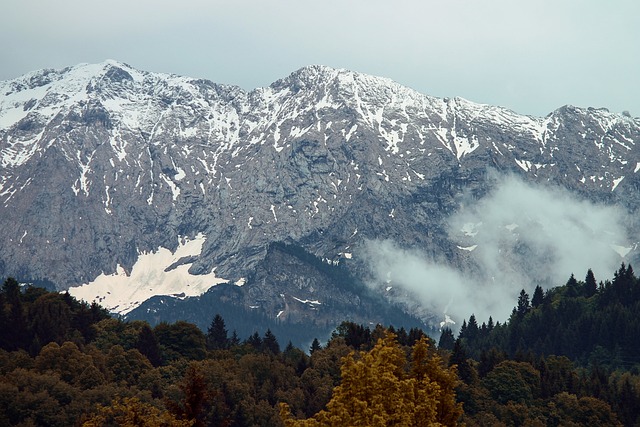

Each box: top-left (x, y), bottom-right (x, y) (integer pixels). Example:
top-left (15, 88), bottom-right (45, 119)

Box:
top-left (1, 265), bottom-right (640, 426)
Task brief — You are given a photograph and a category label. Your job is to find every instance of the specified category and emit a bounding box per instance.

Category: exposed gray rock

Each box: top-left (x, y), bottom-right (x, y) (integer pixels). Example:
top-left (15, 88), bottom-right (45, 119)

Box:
top-left (1, 61), bottom-right (639, 330)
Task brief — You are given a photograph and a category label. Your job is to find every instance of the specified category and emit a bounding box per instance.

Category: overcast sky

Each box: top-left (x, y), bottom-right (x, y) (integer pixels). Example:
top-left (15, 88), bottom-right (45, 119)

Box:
top-left (2, 0), bottom-right (638, 117)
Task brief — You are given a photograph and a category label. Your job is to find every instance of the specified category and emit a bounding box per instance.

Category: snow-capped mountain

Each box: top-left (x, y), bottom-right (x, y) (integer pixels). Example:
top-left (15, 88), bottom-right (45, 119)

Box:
top-left (1, 61), bottom-right (639, 338)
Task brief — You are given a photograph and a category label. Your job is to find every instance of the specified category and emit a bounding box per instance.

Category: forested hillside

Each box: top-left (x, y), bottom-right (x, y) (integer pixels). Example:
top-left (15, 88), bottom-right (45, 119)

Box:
top-left (2, 265), bottom-right (640, 425)
top-left (441, 264), bottom-right (640, 426)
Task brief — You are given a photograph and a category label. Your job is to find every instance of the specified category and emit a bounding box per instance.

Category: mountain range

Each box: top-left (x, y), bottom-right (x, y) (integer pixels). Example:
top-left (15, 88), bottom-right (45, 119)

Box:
top-left (1, 60), bottom-right (639, 344)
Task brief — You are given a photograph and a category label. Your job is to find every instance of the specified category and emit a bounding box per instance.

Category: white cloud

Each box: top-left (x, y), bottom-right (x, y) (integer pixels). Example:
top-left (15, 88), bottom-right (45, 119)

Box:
top-left (362, 174), bottom-right (630, 328)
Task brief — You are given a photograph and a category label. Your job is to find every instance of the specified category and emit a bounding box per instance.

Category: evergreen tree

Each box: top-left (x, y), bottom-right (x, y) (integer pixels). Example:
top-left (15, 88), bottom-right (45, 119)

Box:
top-left (229, 330), bottom-right (240, 347)
top-left (450, 338), bottom-right (474, 384)
top-left (516, 289), bottom-right (530, 317)
top-left (29, 293), bottom-right (71, 345)
top-left (466, 314), bottom-right (479, 343)
top-left (566, 273), bottom-right (580, 297)
top-left (206, 314), bottom-right (229, 350)
top-left (438, 327), bottom-right (456, 351)
top-left (531, 285), bottom-right (545, 307)
top-left (458, 319), bottom-right (468, 340)
top-left (407, 327), bottom-right (427, 347)
top-left (2, 277), bottom-right (21, 303)
top-left (246, 331), bottom-right (262, 350)
top-left (262, 329), bottom-right (280, 354)
top-left (585, 269), bottom-right (598, 297)
top-left (310, 338), bottom-right (322, 354)
top-left (136, 323), bottom-right (162, 367)
top-left (2, 277), bottom-right (27, 351)
top-left (487, 316), bottom-right (495, 331)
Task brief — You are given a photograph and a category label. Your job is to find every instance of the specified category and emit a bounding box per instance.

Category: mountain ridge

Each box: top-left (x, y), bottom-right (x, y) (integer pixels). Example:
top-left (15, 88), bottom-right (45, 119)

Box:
top-left (1, 61), bottom-right (639, 336)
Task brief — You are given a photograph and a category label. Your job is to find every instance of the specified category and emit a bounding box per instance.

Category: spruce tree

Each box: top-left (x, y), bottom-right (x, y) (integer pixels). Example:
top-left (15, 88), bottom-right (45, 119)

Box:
top-left (136, 323), bottom-right (162, 367)
top-left (585, 269), bottom-right (597, 297)
top-left (466, 314), bottom-right (479, 342)
top-left (532, 285), bottom-right (545, 307)
top-left (310, 338), bottom-right (322, 354)
top-left (262, 328), bottom-right (280, 354)
top-left (206, 314), bottom-right (229, 350)
top-left (438, 327), bottom-right (455, 351)
top-left (517, 289), bottom-right (531, 317)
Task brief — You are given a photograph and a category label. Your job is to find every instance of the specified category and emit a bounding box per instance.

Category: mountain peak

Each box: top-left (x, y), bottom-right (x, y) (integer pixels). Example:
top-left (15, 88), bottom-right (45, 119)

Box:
top-left (1, 60), bottom-right (640, 343)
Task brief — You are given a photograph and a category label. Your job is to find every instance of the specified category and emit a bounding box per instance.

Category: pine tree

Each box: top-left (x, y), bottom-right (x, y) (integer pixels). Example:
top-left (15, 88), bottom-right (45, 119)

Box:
top-left (262, 328), bottom-right (280, 354)
top-left (136, 323), bottom-right (162, 367)
top-left (585, 269), bottom-right (597, 297)
top-left (246, 331), bottom-right (262, 350)
top-left (531, 285), bottom-right (545, 307)
top-left (2, 277), bottom-right (27, 351)
top-left (517, 289), bottom-right (530, 317)
top-left (487, 316), bottom-right (495, 331)
top-left (466, 314), bottom-right (479, 343)
top-left (206, 314), bottom-right (229, 350)
top-left (458, 319), bottom-right (468, 340)
top-left (310, 338), bottom-right (322, 354)
top-left (566, 273), bottom-right (580, 297)
top-left (438, 327), bottom-right (455, 351)
top-left (229, 330), bottom-right (240, 347)
top-left (450, 338), bottom-right (474, 385)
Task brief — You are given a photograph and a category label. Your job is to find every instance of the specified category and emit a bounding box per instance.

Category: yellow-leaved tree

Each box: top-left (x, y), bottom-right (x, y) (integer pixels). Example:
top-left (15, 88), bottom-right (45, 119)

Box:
top-left (82, 397), bottom-right (193, 427)
top-left (280, 332), bottom-right (463, 426)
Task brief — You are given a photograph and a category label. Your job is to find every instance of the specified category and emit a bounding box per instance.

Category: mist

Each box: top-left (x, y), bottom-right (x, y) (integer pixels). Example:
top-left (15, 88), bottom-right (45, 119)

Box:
top-left (362, 174), bottom-right (630, 328)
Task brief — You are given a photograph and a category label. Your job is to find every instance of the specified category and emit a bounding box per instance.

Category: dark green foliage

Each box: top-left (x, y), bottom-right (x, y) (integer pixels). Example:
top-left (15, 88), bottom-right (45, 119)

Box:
top-left (0, 278), bottom-right (109, 354)
top-left (438, 327), bottom-right (456, 351)
top-left (262, 328), bottom-right (280, 354)
top-left (135, 323), bottom-right (163, 367)
top-left (245, 331), bottom-right (263, 350)
top-left (531, 285), bottom-right (545, 307)
top-left (452, 265), bottom-right (640, 426)
top-left (585, 268), bottom-right (598, 298)
top-left (462, 265), bottom-right (640, 370)
top-left (450, 338), bottom-right (475, 385)
top-left (331, 320), bottom-right (372, 349)
top-left (5, 263), bottom-right (640, 426)
top-left (126, 242), bottom-right (431, 349)
top-left (29, 293), bottom-right (72, 345)
top-left (1, 275), bottom-right (639, 426)
top-left (155, 321), bottom-right (207, 361)
top-left (482, 360), bottom-right (540, 405)
top-left (206, 314), bottom-right (229, 350)
top-left (516, 289), bottom-right (530, 317)
top-left (309, 338), bottom-right (322, 354)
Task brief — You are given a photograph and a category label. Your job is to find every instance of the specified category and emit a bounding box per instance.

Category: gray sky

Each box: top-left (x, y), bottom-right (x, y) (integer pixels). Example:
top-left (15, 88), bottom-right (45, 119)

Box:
top-left (2, 0), bottom-right (639, 117)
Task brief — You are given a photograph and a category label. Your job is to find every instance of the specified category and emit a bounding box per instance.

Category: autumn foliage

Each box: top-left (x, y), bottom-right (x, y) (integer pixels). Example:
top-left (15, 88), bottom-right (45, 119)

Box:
top-left (280, 333), bottom-right (462, 426)
top-left (3, 265), bottom-right (640, 425)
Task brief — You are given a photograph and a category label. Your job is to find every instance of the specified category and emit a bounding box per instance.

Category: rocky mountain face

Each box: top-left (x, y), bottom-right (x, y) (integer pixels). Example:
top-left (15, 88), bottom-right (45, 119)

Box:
top-left (1, 61), bottom-right (639, 340)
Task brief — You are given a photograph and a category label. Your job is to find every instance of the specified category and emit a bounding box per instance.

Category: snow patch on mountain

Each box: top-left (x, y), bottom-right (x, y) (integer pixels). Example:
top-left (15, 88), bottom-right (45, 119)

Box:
top-left (68, 234), bottom-right (228, 314)
top-left (611, 244), bottom-right (632, 258)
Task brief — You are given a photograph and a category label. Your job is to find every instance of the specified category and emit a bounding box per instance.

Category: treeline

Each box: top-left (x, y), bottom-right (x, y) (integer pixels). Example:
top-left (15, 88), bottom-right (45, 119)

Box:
top-left (439, 264), bottom-right (640, 426)
top-left (0, 277), bottom-right (448, 426)
top-left (0, 277), bottom-right (110, 354)
top-left (127, 242), bottom-right (431, 349)
top-left (450, 264), bottom-right (640, 368)
top-left (3, 263), bottom-right (640, 425)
